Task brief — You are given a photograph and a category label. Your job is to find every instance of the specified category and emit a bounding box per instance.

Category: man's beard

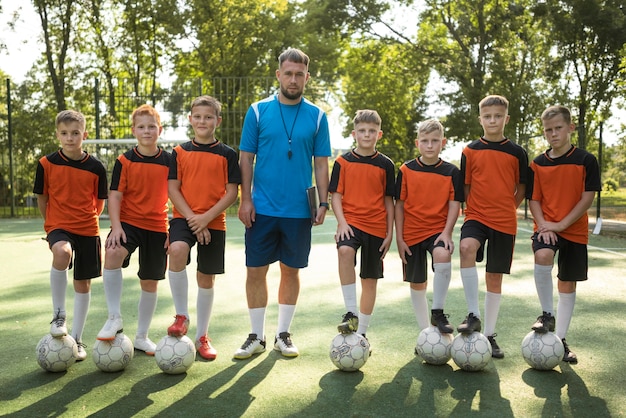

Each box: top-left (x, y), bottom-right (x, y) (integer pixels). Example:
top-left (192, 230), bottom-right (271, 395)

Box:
top-left (280, 86), bottom-right (303, 101)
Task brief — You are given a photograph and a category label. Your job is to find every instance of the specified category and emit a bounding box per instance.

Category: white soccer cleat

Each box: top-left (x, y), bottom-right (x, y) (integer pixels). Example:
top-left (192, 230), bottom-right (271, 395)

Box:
top-left (134, 336), bottom-right (157, 356)
top-left (97, 315), bottom-right (124, 341)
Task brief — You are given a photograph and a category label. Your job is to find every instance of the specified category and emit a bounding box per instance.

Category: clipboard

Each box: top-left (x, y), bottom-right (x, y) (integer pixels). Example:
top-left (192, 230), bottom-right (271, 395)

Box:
top-left (307, 186), bottom-right (317, 225)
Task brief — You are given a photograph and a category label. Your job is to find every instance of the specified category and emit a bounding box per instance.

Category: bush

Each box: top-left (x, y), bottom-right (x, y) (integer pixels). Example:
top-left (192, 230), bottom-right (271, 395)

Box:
top-left (604, 178), bottom-right (619, 193)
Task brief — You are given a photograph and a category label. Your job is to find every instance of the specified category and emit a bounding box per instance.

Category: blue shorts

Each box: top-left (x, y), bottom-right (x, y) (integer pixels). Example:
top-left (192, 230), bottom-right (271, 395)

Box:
top-left (169, 218), bottom-right (226, 275)
top-left (531, 232), bottom-right (588, 281)
top-left (245, 214), bottom-right (312, 268)
top-left (47, 229), bottom-right (102, 280)
top-left (402, 233), bottom-right (446, 284)
top-left (337, 224), bottom-right (384, 279)
top-left (460, 220), bottom-right (515, 274)
top-left (112, 222), bottom-right (167, 280)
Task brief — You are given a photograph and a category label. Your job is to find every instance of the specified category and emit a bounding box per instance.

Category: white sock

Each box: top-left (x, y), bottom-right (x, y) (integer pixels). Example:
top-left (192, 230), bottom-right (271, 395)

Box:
top-left (460, 267), bottom-right (480, 317)
top-left (103, 268), bottom-right (123, 318)
top-left (556, 292), bottom-right (576, 340)
top-left (195, 287), bottom-right (214, 341)
top-left (277, 304), bottom-right (296, 336)
top-left (341, 283), bottom-right (358, 314)
top-left (50, 267), bottom-right (68, 316)
top-left (71, 291), bottom-right (91, 342)
top-left (432, 262), bottom-right (452, 310)
top-left (534, 264), bottom-right (554, 314)
top-left (168, 270), bottom-right (189, 319)
top-left (357, 312), bottom-right (371, 335)
top-left (249, 307), bottom-right (266, 339)
top-left (136, 290), bottom-right (157, 339)
top-left (484, 291), bottom-right (501, 337)
top-left (410, 288), bottom-right (429, 330)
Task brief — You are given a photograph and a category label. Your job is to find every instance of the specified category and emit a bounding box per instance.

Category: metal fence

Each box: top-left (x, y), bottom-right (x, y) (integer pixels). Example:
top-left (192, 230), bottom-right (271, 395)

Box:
top-left (0, 76), bottom-right (288, 217)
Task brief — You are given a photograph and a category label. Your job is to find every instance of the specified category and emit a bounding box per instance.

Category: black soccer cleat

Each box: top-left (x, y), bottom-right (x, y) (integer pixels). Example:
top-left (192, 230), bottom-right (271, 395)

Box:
top-left (531, 311), bottom-right (556, 333)
top-left (487, 334), bottom-right (504, 358)
top-left (561, 338), bottom-right (578, 364)
top-left (457, 313), bottom-right (482, 334)
top-left (431, 309), bottom-right (454, 334)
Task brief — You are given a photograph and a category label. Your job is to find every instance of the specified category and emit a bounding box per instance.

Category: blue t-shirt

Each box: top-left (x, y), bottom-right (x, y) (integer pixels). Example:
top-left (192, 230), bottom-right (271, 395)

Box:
top-left (239, 94), bottom-right (331, 218)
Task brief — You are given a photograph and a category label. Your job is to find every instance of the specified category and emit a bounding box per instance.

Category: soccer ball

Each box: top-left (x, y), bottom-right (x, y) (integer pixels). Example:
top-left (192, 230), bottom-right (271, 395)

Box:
top-left (329, 332), bottom-right (370, 372)
top-left (92, 333), bottom-right (134, 372)
top-left (416, 326), bottom-right (454, 365)
top-left (521, 331), bottom-right (564, 370)
top-left (36, 334), bottom-right (79, 372)
top-left (450, 332), bottom-right (492, 372)
top-left (155, 335), bottom-right (196, 374)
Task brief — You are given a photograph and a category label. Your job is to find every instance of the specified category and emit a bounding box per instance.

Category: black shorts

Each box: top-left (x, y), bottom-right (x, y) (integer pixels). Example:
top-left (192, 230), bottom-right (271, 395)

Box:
top-left (47, 229), bottom-right (102, 280)
top-left (460, 220), bottom-right (515, 274)
top-left (113, 222), bottom-right (167, 280)
top-left (531, 232), bottom-right (588, 281)
top-left (244, 214), bottom-right (312, 268)
top-left (169, 218), bottom-right (226, 275)
top-left (337, 224), bottom-right (384, 279)
top-left (402, 234), bottom-right (446, 284)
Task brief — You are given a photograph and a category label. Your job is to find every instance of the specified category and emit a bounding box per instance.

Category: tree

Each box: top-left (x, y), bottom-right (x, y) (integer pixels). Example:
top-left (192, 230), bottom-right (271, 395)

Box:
top-left (339, 40), bottom-right (429, 164)
top-left (535, 0), bottom-right (626, 151)
top-left (417, 0), bottom-right (555, 150)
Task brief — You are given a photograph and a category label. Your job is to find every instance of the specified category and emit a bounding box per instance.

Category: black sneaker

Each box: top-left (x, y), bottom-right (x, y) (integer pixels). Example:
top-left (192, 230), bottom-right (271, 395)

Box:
top-left (561, 338), bottom-right (578, 364)
top-left (337, 311), bottom-right (359, 334)
top-left (430, 309), bottom-right (454, 334)
top-left (531, 312), bottom-right (556, 333)
top-left (360, 333), bottom-right (372, 357)
top-left (457, 313), bottom-right (482, 334)
top-left (487, 334), bottom-right (504, 358)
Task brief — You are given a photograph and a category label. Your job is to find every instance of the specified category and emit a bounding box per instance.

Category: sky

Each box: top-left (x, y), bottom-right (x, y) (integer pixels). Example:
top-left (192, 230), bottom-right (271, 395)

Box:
top-left (0, 1), bottom-right (621, 152)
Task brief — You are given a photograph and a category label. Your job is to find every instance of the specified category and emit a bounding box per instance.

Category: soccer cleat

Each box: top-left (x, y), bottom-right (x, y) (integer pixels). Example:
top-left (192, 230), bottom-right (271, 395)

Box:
top-left (233, 333), bottom-right (266, 360)
top-left (76, 341), bottom-right (87, 362)
top-left (531, 312), bottom-right (556, 333)
top-left (457, 313), bottom-right (482, 334)
top-left (431, 309), bottom-right (454, 334)
top-left (97, 315), bottom-right (124, 341)
top-left (487, 334), bottom-right (504, 358)
top-left (561, 338), bottom-right (578, 364)
top-left (360, 333), bottom-right (373, 357)
top-left (337, 311), bottom-right (359, 334)
top-left (50, 310), bottom-right (67, 337)
top-left (274, 332), bottom-right (299, 357)
top-left (167, 314), bottom-right (189, 337)
top-left (134, 336), bottom-right (157, 356)
top-left (195, 335), bottom-right (217, 360)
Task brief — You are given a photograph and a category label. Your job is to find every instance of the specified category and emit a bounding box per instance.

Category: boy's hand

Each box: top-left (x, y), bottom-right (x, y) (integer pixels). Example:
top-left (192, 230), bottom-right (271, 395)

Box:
top-left (187, 213), bottom-right (209, 234)
top-left (379, 236), bottom-right (392, 259)
top-left (397, 240), bottom-right (411, 264)
top-left (434, 233), bottom-right (455, 254)
top-left (195, 228), bottom-right (212, 245)
top-left (537, 230), bottom-right (558, 246)
top-left (105, 226), bottom-right (126, 249)
top-left (334, 223), bottom-right (354, 243)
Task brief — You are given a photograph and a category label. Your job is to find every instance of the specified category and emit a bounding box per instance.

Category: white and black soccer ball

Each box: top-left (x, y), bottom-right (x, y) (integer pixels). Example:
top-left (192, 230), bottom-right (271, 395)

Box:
top-left (521, 331), bottom-right (564, 370)
top-left (36, 334), bottom-right (79, 372)
top-left (92, 333), bottom-right (134, 372)
top-left (329, 332), bottom-right (370, 372)
top-left (155, 335), bottom-right (196, 374)
top-left (416, 326), bottom-right (454, 365)
top-left (450, 332), bottom-right (492, 372)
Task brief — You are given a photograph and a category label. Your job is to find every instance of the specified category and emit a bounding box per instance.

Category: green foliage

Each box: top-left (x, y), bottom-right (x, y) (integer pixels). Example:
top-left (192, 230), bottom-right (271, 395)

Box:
top-left (603, 178), bottom-right (619, 193)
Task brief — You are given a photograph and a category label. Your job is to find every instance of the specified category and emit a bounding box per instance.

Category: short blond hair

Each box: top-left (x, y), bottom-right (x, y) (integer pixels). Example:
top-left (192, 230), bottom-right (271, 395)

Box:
top-left (55, 110), bottom-right (86, 130)
top-left (541, 105), bottom-right (572, 125)
top-left (417, 119), bottom-right (444, 137)
top-left (479, 95), bottom-right (509, 110)
top-left (190, 95), bottom-right (222, 116)
top-left (353, 109), bottom-right (382, 127)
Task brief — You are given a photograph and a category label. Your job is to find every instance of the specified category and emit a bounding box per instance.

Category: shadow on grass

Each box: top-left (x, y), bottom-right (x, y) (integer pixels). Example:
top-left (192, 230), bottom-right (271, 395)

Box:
top-left (6, 370), bottom-right (122, 417)
top-left (87, 373), bottom-right (186, 417)
top-left (155, 350), bottom-right (279, 417)
top-left (522, 364), bottom-right (610, 417)
top-left (447, 363), bottom-right (513, 417)
top-left (286, 368), bottom-right (365, 417)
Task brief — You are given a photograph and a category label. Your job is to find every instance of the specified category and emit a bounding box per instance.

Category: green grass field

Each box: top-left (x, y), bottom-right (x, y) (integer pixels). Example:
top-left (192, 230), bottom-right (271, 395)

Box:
top-left (1, 216), bottom-right (625, 417)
